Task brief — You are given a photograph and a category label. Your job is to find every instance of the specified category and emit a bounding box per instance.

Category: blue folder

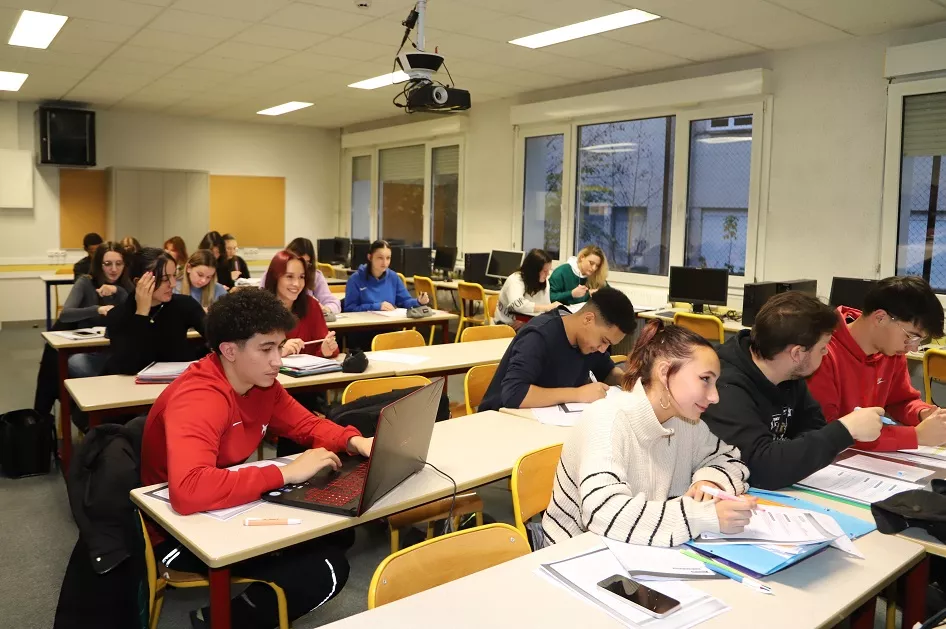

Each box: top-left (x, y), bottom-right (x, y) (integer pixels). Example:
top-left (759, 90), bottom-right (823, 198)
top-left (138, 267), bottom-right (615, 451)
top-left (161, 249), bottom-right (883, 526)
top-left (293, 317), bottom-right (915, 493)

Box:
top-left (683, 489), bottom-right (876, 578)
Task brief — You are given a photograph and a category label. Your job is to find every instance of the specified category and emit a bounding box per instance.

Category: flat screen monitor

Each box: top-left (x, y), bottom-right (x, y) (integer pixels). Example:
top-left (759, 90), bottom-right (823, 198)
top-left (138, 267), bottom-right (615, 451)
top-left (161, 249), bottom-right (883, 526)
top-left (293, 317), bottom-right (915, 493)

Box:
top-left (316, 239), bottom-right (335, 265)
top-left (333, 237), bottom-right (351, 265)
top-left (463, 253), bottom-right (489, 284)
top-left (351, 241), bottom-right (371, 270)
top-left (829, 277), bottom-right (879, 310)
top-left (486, 250), bottom-right (524, 280)
top-left (402, 247), bottom-right (432, 278)
top-left (434, 246), bottom-right (458, 271)
top-left (388, 245), bottom-right (404, 273)
top-left (668, 266), bottom-right (729, 313)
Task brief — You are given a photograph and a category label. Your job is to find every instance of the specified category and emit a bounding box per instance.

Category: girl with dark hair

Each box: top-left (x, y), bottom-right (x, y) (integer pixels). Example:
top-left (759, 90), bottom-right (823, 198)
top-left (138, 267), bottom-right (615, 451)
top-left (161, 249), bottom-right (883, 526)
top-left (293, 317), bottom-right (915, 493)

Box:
top-left (541, 319), bottom-right (754, 548)
top-left (259, 237), bottom-right (341, 313)
top-left (198, 231), bottom-right (224, 262)
top-left (119, 236), bottom-right (142, 256)
top-left (344, 240), bottom-right (428, 312)
top-left (264, 250), bottom-right (338, 359)
top-left (175, 250), bottom-right (226, 310)
top-left (164, 236), bottom-right (188, 274)
top-left (217, 233), bottom-right (251, 290)
top-left (494, 248), bottom-right (559, 327)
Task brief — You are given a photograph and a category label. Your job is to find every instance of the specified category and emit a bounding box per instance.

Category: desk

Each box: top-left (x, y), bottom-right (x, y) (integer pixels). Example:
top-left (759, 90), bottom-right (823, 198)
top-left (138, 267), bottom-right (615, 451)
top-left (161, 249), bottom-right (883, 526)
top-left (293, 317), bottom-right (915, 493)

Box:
top-left (329, 310), bottom-right (457, 343)
top-left (321, 524), bottom-right (923, 629)
top-left (39, 273), bottom-right (76, 331)
top-left (404, 276), bottom-right (500, 296)
top-left (365, 337), bottom-right (510, 377)
top-left (131, 411), bottom-right (568, 629)
top-left (638, 307), bottom-right (748, 334)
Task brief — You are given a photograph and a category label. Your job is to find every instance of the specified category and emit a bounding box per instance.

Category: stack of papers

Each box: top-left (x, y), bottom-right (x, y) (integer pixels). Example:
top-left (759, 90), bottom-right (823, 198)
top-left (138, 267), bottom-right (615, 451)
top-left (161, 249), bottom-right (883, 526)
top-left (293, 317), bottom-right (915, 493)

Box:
top-left (279, 354), bottom-right (343, 377)
top-left (900, 444), bottom-right (946, 460)
top-left (51, 326), bottom-right (105, 341)
top-left (135, 361), bottom-right (195, 384)
top-left (795, 464), bottom-right (920, 505)
top-left (375, 308), bottom-right (408, 318)
top-left (835, 453), bottom-right (933, 482)
top-left (531, 387), bottom-right (623, 426)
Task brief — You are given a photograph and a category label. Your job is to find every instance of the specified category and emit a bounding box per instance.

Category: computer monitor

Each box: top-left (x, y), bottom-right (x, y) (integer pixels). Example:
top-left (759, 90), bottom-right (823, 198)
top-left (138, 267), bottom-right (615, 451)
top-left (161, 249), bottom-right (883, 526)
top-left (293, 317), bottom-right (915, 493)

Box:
top-left (402, 247), bottom-right (432, 278)
top-left (333, 237), bottom-right (351, 266)
top-left (668, 266), bottom-right (729, 313)
top-left (486, 250), bottom-right (524, 280)
top-left (387, 245), bottom-right (405, 273)
top-left (316, 239), bottom-right (335, 265)
top-left (351, 241), bottom-right (371, 270)
top-left (775, 279), bottom-right (817, 297)
top-left (463, 253), bottom-right (489, 285)
top-left (434, 246), bottom-right (458, 272)
top-left (830, 277), bottom-right (879, 310)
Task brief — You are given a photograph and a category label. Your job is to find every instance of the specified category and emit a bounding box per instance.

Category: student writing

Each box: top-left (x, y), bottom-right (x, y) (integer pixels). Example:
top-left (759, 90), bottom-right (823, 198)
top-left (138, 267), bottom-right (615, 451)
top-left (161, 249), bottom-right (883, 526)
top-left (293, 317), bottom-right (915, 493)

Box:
top-left (548, 245), bottom-right (609, 306)
top-left (344, 239), bottom-right (429, 312)
top-left (493, 248), bottom-right (560, 327)
top-left (217, 233), bottom-right (251, 290)
top-left (174, 249), bottom-right (227, 310)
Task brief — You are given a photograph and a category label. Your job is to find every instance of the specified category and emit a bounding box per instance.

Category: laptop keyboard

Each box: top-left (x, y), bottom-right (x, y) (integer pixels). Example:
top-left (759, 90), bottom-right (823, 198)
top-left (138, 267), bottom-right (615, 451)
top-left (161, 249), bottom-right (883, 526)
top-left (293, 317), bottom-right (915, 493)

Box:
top-left (302, 462), bottom-right (369, 507)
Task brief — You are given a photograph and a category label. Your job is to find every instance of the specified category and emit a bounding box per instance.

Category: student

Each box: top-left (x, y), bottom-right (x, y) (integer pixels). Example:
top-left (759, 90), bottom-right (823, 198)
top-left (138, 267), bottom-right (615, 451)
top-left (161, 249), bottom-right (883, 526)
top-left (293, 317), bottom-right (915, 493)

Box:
top-left (72, 232), bottom-right (103, 276)
top-left (259, 238), bottom-right (341, 315)
top-left (263, 250), bottom-right (339, 359)
top-left (198, 231), bottom-right (224, 262)
top-left (542, 319), bottom-right (754, 547)
top-left (103, 248), bottom-right (207, 376)
top-left (34, 242), bottom-right (130, 415)
top-left (494, 248), bottom-right (560, 327)
top-left (548, 245), bottom-right (609, 306)
top-left (174, 250), bottom-right (227, 310)
top-left (141, 288), bottom-right (370, 629)
top-left (809, 276), bottom-right (946, 451)
top-left (163, 236), bottom-right (188, 275)
top-left (479, 287), bottom-right (635, 412)
top-left (701, 292), bottom-right (883, 490)
top-left (344, 239), bottom-right (429, 312)
top-left (119, 236), bottom-right (142, 256)
top-left (217, 233), bottom-right (250, 290)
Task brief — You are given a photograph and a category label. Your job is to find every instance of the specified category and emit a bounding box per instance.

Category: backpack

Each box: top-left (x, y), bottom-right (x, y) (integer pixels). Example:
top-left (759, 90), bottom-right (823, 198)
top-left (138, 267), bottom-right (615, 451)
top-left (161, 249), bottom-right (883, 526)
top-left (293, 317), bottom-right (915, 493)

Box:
top-left (0, 409), bottom-right (56, 477)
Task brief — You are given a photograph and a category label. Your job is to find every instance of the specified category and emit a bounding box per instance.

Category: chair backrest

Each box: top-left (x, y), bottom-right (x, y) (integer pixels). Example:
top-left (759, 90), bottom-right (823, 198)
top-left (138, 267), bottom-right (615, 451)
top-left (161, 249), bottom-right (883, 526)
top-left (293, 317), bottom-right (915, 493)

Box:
top-left (457, 281), bottom-right (485, 304)
top-left (460, 324), bottom-right (515, 343)
top-left (329, 283), bottom-right (347, 294)
top-left (367, 523), bottom-right (530, 609)
top-left (56, 267), bottom-right (74, 275)
top-left (341, 375), bottom-right (432, 404)
top-left (138, 512), bottom-right (158, 618)
top-left (464, 362), bottom-right (499, 415)
top-left (673, 312), bottom-right (724, 344)
top-left (511, 444), bottom-right (564, 538)
top-left (413, 276), bottom-right (438, 309)
top-left (316, 263), bottom-right (335, 279)
top-left (397, 272), bottom-right (407, 288)
top-left (924, 348), bottom-right (946, 404)
top-left (611, 354), bottom-right (627, 365)
top-left (485, 294), bottom-right (498, 320)
top-left (372, 329), bottom-right (426, 351)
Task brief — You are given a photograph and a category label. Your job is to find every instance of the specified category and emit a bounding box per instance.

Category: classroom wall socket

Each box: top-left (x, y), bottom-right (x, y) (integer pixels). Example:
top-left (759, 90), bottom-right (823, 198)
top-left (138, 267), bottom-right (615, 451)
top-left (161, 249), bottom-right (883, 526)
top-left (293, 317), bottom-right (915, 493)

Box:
top-left (243, 247), bottom-right (260, 258)
top-left (46, 250), bottom-right (67, 263)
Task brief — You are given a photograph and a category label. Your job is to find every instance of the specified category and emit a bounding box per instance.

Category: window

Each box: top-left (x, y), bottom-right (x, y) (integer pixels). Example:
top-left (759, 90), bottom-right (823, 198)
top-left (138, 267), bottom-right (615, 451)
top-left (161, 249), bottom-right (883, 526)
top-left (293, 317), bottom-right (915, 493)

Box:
top-left (575, 117), bottom-right (675, 275)
top-left (378, 145), bottom-right (425, 246)
top-left (684, 116), bottom-right (753, 275)
top-left (895, 92), bottom-right (946, 290)
top-left (522, 134), bottom-right (564, 259)
top-left (431, 145), bottom-right (459, 248)
top-left (350, 155), bottom-right (371, 240)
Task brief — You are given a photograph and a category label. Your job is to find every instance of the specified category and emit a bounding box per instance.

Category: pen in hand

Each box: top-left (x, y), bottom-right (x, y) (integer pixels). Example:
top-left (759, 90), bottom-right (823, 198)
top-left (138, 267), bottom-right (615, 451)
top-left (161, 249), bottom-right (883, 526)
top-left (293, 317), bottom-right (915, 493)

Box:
top-left (588, 370), bottom-right (597, 384)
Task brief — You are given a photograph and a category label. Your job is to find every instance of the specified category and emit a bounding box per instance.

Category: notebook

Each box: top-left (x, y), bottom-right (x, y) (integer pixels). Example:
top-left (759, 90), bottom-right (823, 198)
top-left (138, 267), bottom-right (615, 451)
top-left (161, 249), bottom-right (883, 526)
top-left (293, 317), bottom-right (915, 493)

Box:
top-left (279, 354), bottom-right (343, 377)
top-left (135, 361), bottom-right (195, 384)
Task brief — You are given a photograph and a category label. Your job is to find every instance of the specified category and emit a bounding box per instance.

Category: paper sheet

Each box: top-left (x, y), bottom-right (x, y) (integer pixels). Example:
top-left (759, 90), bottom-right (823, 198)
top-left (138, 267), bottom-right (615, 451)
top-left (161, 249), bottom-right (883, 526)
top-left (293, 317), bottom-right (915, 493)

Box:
top-left (531, 406), bottom-right (580, 427)
top-left (796, 464), bottom-right (920, 504)
top-left (280, 355), bottom-right (339, 370)
top-left (879, 451), bottom-right (946, 470)
top-left (374, 308), bottom-right (408, 318)
top-left (700, 506), bottom-right (840, 545)
top-left (51, 327), bottom-right (106, 340)
top-left (561, 387), bottom-right (623, 413)
top-left (602, 538), bottom-right (715, 581)
top-left (899, 445), bottom-right (946, 460)
top-left (835, 453), bottom-right (933, 483)
top-left (364, 351), bottom-right (430, 365)
top-left (137, 361), bottom-right (195, 376)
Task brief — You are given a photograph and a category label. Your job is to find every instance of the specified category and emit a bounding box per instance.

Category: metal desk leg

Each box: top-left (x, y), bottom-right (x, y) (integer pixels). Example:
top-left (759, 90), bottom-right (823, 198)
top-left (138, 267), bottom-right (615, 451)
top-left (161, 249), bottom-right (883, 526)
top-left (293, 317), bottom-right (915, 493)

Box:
top-left (46, 282), bottom-right (53, 331)
top-left (57, 350), bottom-right (72, 470)
top-left (209, 566), bottom-right (232, 629)
top-left (849, 596), bottom-right (876, 629)
top-left (903, 556), bottom-right (930, 629)
top-left (441, 320), bottom-right (449, 344)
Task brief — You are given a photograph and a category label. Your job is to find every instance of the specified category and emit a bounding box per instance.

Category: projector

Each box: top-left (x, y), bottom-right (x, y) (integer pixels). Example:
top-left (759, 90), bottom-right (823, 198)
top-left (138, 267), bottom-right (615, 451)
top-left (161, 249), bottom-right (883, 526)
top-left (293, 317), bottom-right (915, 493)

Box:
top-left (403, 81), bottom-right (470, 113)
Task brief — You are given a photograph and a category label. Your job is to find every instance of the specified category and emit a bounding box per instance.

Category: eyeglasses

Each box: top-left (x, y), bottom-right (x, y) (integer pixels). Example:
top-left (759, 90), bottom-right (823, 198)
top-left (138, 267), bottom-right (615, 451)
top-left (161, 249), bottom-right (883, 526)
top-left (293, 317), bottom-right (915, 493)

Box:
top-left (890, 317), bottom-right (925, 346)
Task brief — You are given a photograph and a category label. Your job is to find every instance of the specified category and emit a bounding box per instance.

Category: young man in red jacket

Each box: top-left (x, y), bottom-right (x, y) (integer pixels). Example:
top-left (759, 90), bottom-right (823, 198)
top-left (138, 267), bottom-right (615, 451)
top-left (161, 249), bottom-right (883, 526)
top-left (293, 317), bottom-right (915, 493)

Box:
top-left (808, 275), bottom-right (946, 451)
top-left (141, 288), bottom-right (372, 629)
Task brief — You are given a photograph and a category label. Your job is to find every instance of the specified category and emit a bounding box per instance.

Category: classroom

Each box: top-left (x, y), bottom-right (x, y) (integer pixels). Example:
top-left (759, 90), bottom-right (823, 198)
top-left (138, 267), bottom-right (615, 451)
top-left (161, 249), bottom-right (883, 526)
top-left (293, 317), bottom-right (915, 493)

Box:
top-left (4, 2), bottom-right (946, 629)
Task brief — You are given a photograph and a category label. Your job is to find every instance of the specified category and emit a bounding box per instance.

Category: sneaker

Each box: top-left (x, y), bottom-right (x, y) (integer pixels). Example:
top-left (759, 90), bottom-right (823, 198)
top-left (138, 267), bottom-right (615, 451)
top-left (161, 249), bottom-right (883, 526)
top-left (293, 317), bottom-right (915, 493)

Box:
top-left (189, 609), bottom-right (209, 629)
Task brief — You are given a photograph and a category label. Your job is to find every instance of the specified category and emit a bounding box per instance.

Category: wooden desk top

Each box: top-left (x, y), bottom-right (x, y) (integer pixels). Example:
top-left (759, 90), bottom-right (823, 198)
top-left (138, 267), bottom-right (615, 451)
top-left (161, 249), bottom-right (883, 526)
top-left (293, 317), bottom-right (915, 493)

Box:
top-left (40, 273), bottom-right (76, 283)
top-left (638, 307), bottom-right (748, 334)
top-left (404, 276), bottom-right (501, 295)
top-left (130, 411), bottom-right (568, 568)
top-left (322, 522), bottom-right (922, 629)
top-left (366, 338), bottom-right (510, 376)
top-left (42, 328), bottom-right (203, 350)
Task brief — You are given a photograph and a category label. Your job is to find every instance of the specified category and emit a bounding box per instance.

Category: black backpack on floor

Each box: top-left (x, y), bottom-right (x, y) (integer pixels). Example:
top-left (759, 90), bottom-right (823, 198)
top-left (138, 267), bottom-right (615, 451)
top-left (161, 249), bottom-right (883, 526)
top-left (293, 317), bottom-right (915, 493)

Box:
top-left (0, 409), bottom-right (56, 477)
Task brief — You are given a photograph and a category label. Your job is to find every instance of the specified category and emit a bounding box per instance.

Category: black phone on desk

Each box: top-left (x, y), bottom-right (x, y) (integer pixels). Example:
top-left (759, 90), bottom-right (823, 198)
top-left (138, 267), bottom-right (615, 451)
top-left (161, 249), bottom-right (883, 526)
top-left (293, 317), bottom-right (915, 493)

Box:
top-left (596, 575), bottom-right (681, 618)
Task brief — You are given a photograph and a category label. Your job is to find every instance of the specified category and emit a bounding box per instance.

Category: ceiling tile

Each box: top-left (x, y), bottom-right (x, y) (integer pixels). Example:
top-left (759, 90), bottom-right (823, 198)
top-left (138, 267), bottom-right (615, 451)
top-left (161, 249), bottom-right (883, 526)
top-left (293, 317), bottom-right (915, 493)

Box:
top-left (184, 54), bottom-right (263, 73)
top-left (264, 4), bottom-right (374, 35)
top-left (587, 44), bottom-right (689, 73)
top-left (148, 9), bottom-right (251, 38)
top-left (161, 65), bottom-right (234, 85)
top-left (275, 50), bottom-right (363, 73)
top-left (72, 68), bottom-right (154, 90)
top-left (460, 15), bottom-right (562, 43)
top-left (96, 56), bottom-right (176, 78)
top-left (462, 0), bottom-right (548, 14)
top-left (23, 48), bottom-right (105, 68)
top-left (296, 0), bottom-right (406, 19)
top-left (766, 0), bottom-right (946, 36)
top-left (540, 35), bottom-right (638, 59)
top-left (306, 36), bottom-right (397, 62)
top-left (48, 35), bottom-right (120, 56)
top-left (709, 2), bottom-right (851, 49)
top-left (108, 44), bottom-right (195, 66)
top-left (55, 17), bottom-right (138, 44)
top-left (205, 41), bottom-right (293, 63)
top-left (233, 24), bottom-right (330, 51)
top-left (339, 17), bottom-right (406, 44)
top-left (50, 0), bottom-right (163, 27)
top-left (169, 0), bottom-right (291, 21)
top-left (518, 0), bottom-right (641, 27)
top-left (605, 19), bottom-right (761, 61)
top-left (0, 0), bottom-right (56, 10)
top-left (125, 0), bottom-right (174, 6)
top-left (422, 0), bottom-right (507, 33)
top-left (142, 75), bottom-right (211, 92)
top-left (126, 28), bottom-right (221, 54)
top-left (121, 84), bottom-right (194, 103)
top-left (532, 56), bottom-right (628, 81)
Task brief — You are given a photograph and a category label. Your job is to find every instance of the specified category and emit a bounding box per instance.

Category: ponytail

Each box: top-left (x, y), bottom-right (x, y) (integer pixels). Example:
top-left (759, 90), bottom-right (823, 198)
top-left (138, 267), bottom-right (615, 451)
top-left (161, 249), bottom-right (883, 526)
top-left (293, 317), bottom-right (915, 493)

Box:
top-left (622, 320), bottom-right (713, 390)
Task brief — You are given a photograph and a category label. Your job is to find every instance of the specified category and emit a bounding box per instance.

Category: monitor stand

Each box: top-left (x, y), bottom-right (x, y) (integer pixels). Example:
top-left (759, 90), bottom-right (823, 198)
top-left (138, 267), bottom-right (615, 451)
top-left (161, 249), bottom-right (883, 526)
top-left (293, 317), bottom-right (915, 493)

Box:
top-left (691, 302), bottom-right (706, 314)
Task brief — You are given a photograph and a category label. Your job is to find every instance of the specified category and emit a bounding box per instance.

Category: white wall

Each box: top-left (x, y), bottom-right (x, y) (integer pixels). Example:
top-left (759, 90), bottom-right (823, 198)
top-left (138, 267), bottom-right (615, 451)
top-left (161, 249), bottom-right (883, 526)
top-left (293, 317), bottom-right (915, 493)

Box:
top-left (0, 104), bottom-right (341, 321)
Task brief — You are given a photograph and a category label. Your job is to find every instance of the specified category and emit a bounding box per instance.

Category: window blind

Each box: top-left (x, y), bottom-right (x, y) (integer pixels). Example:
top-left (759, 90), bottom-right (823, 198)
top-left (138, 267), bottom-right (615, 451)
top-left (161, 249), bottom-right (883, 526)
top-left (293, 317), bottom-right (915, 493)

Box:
top-left (379, 145), bottom-right (425, 181)
top-left (903, 92), bottom-right (946, 157)
top-left (432, 145), bottom-right (460, 176)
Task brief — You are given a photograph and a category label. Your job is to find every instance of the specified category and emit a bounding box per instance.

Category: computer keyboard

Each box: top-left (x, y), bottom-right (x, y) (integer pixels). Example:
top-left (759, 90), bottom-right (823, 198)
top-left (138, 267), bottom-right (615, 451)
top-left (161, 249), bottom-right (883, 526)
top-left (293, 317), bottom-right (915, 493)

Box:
top-left (302, 462), bottom-right (368, 507)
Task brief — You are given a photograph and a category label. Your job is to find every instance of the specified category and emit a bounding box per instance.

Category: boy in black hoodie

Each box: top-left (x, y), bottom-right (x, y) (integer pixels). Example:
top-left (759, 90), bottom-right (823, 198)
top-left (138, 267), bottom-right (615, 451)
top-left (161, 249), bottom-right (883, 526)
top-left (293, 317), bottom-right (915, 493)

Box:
top-left (701, 291), bottom-right (883, 489)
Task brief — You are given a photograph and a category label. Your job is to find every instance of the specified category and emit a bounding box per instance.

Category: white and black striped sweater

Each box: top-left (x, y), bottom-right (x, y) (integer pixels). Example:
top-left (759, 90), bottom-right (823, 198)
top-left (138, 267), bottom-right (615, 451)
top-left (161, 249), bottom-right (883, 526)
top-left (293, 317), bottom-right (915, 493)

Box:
top-left (542, 380), bottom-right (750, 547)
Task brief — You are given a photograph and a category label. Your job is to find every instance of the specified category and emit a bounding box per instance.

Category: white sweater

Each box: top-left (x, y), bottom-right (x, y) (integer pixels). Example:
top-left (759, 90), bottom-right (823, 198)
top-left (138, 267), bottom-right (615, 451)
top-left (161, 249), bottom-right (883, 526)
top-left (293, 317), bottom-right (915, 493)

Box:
top-left (542, 380), bottom-right (750, 547)
top-left (494, 272), bottom-right (551, 325)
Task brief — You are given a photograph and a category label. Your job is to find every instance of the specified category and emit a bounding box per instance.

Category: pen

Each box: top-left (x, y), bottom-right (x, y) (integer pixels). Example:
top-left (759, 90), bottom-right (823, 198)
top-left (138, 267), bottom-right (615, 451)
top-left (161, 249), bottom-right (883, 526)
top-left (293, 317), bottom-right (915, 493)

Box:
top-left (243, 518), bottom-right (302, 526)
top-left (680, 550), bottom-right (773, 595)
top-left (588, 371), bottom-right (597, 383)
top-left (702, 486), bottom-right (764, 511)
top-left (302, 337), bottom-right (330, 346)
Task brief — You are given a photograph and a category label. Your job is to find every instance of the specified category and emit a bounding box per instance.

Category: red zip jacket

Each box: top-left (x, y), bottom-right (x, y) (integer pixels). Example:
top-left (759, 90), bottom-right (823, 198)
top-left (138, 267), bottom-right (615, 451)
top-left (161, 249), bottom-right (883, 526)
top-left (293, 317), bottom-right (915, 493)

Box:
top-left (288, 295), bottom-right (338, 358)
top-left (141, 353), bottom-right (359, 543)
top-left (808, 306), bottom-right (931, 451)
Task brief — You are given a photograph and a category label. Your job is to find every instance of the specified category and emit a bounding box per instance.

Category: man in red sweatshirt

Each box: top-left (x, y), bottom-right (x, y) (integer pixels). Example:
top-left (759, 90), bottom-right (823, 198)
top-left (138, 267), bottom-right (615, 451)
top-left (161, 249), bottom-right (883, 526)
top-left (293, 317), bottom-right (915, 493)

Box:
top-left (808, 275), bottom-right (946, 451)
top-left (141, 288), bottom-right (372, 629)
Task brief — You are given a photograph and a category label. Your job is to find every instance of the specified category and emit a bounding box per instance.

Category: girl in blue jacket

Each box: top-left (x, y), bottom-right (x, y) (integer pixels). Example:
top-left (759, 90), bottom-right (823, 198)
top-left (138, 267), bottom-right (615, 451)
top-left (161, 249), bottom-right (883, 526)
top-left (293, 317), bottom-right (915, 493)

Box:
top-left (344, 240), bottom-right (430, 312)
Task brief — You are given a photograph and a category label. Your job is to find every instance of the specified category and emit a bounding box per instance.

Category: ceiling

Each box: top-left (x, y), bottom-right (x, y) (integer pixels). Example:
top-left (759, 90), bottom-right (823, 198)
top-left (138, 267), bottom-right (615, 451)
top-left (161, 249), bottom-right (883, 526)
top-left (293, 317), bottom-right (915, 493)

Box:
top-left (1, 0), bottom-right (946, 128)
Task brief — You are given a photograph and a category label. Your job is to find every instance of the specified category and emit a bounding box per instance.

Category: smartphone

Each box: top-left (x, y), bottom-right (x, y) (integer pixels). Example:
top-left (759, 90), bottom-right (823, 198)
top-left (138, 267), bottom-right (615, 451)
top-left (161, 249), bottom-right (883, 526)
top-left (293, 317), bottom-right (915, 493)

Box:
top-left (596, 575), bottom-right (681, 618)
top-left (73, 329), bottom-right (100, 337)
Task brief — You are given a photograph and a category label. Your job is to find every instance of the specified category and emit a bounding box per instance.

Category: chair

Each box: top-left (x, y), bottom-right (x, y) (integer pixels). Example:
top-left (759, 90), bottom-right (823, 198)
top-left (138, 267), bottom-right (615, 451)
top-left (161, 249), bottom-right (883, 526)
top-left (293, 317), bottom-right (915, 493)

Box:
top-left (54, 267), bottom-right (73, 319)
top-left (413, 276), bottom-right (440, 344)
top-left (673, 312), bottom-right (724, 344)
top-left (328, 283), bottom-right (346, 294)
top-left (339, 375), bottom-right (484, 552)
top-left (511, 444), bottom-right (564, 539)
top-left (923, 348), bottom-right (946, 405)
top-left (455, 282), bottom-right (492, 341)
top-left (486, 293), bottom-right (498, 321)
top-left (316, 263), bottom-right (335, 279)
top-left (460, 324), bottom-right (515, 343)
top-left (397, 272), bottom-right (407, 288)
top-left (140, 512), bottom-right (290, 629)
top-left (612, 354), bottom-right (627, 365)
top-left (367, 523), bottom-right (530, 609)
top-left (371, 330), bottom-right (426, 351)
top-left (464, 363), bottom-right (499, 416)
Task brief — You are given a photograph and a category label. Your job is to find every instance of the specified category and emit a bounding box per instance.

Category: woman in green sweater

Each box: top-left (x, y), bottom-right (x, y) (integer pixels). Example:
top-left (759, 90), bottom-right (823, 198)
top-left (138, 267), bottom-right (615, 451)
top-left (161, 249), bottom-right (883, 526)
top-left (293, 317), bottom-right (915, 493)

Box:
top-left (549, 245), bottom-right (609, 305)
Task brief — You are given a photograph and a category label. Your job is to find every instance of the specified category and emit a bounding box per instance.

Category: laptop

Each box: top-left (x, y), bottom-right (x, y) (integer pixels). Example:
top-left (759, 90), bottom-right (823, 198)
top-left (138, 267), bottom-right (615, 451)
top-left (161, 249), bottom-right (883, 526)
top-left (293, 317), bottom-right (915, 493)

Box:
top-left (261, 378), bottom-right (445, 517)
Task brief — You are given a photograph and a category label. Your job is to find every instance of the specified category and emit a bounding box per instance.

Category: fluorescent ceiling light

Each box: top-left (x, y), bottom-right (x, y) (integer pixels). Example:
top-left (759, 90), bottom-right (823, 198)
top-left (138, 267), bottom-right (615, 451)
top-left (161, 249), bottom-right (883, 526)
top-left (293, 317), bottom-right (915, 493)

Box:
top-left (509, 9), bottom-right (660, 49)
top-left (257, 101), bottom-right (314, 116)
top-left (348, 71), bottom-right (409, 90)
top-left (8, 10), bottom-right (68, 49)
top-left (698, 136), bottom-right (752, 144)
top-left (581, 142), bottom-right (637, 153)
top-left (0, 71), bottom-right (29, 92)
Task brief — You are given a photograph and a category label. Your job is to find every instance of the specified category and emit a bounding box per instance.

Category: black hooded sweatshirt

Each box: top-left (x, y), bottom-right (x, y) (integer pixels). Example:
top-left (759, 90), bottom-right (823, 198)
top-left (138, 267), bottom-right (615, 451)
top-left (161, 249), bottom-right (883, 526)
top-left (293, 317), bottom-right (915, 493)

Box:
top-left (701, 330), bottom-right (854, 490)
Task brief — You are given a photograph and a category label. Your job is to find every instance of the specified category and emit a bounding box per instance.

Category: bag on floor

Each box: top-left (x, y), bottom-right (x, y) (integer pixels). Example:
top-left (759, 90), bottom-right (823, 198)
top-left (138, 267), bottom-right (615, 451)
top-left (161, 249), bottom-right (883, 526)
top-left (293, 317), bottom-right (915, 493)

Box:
top-left (0, 409), bottom-right (55, 477)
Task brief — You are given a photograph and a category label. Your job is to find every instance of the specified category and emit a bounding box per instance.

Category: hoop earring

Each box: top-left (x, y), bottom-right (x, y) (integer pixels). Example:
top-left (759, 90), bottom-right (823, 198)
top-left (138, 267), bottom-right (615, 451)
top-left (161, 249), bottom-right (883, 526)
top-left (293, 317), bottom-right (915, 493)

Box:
top-left (659, 392), bottom-right (671, 410)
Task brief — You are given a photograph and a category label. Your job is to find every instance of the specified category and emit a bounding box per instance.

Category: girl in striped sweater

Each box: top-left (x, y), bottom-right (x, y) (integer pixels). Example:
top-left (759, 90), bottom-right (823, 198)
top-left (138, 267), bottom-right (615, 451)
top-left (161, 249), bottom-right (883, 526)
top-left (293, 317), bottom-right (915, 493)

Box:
top-left (542, 320), bottom-right (756, 547)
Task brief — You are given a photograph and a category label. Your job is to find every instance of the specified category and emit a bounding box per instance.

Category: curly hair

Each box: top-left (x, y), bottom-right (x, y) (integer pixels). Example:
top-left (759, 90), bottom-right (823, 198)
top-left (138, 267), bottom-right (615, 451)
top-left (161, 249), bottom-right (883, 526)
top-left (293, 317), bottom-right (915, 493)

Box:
top-left (205, 288), bottom-right (296, 354)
